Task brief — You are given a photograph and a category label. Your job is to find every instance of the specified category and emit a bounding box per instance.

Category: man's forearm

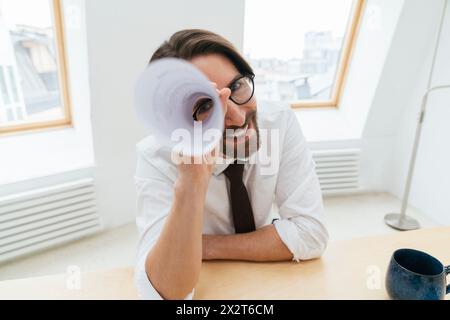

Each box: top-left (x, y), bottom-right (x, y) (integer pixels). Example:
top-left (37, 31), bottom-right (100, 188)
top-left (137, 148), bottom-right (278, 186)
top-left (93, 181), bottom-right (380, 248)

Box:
top-left (145, 178), bottom-right (207, 299)
top-left (202, 224), bottom-right (293, 261)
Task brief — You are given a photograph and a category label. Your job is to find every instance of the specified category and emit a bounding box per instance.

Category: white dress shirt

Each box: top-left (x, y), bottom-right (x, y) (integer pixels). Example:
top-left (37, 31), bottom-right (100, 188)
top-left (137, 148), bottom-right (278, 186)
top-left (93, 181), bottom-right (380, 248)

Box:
top-left (134, 100), bottom-right (329, 299)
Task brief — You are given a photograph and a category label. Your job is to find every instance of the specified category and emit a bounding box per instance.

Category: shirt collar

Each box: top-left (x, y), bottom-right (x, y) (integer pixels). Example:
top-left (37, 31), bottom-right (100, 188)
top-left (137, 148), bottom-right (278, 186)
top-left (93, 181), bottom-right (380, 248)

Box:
top-left (212, 157), bottom-right (250, 176)
top-left (213, 162), bottom-right (230, 176)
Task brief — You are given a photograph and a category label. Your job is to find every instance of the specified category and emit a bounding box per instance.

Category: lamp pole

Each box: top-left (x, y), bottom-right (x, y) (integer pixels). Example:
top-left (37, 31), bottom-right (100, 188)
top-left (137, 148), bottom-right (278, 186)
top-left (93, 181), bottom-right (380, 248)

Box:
top-left (385, 85), bottom-right (450, 230)
top-left (384, 0), bottom-right (449, 231)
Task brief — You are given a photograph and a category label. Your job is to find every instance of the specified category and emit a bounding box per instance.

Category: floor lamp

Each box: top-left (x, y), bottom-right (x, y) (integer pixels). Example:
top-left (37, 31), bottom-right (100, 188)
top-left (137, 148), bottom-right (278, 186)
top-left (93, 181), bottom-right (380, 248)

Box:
top-left (384, 0), bottom-right (450, 231)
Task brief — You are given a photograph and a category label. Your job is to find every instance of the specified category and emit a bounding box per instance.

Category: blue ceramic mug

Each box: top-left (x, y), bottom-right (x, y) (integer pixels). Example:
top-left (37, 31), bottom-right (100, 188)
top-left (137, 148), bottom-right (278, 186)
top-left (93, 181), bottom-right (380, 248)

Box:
top-left (386, 248), bottom-right (450, 300)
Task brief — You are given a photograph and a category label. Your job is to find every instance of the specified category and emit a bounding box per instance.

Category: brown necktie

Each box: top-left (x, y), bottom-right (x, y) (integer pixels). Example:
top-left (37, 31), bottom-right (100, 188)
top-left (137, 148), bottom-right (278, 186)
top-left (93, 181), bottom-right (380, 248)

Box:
top-left (223, 161), bottom-right (256, 234)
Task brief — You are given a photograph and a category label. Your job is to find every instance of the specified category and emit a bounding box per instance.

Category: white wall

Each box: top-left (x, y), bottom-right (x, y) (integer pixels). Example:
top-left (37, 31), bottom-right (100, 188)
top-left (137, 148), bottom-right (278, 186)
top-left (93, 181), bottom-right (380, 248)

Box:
top-left (84, 0), bottom-right (245, 228)
top-left (361, 0), bottom-right (450, 225)
top-left (387, 0), bottom-right (450, 225)
top-left (360, 0), bottom-right (444, 191)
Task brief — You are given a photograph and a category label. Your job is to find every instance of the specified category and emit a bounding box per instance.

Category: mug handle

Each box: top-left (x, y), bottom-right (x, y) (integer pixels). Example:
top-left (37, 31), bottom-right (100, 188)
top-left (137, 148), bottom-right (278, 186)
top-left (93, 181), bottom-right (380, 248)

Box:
top-left (446, 265), bottom-right (450, 295)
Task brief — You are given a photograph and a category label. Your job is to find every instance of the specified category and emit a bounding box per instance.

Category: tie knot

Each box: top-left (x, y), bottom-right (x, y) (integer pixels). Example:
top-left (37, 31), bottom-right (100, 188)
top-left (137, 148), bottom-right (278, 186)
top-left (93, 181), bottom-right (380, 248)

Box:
top-left (223, 161), bottom-right (245, 181)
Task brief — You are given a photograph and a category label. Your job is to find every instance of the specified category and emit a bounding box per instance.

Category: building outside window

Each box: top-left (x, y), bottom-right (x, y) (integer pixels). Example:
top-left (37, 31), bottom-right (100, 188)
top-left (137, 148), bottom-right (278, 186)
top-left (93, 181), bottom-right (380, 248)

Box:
top-left (244, 0), bottom-right (364, 108)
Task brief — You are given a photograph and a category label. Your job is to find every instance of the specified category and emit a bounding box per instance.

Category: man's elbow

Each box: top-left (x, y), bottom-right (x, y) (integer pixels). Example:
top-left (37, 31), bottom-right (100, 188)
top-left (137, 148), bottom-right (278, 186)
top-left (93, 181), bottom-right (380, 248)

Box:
top-left (159, 286), bottom-right (195, 300)
top-left (295, 222), bottom-right (329, 261)
top-left (144, 252), bottom-right (200, 300)
top-left (148, 270), bottom-right (197, 300)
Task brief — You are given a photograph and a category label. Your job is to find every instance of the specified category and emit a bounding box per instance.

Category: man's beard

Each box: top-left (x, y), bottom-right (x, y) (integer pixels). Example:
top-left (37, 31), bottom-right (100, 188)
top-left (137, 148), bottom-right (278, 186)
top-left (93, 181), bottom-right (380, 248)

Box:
top-left (221, 110), bottom-right (260, 160)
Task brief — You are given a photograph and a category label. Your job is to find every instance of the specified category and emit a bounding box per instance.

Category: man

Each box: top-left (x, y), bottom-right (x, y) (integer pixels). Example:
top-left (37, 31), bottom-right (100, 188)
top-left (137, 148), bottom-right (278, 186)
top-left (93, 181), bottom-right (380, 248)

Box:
top-left (134, 29), bottom-right (328, 300)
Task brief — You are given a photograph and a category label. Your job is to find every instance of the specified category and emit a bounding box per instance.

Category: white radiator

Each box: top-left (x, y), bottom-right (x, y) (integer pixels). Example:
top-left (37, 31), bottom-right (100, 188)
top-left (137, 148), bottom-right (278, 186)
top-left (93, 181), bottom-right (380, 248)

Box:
top-left (312, 149), bottom-right (361, 195)
top-left (0, 178), bottom-right (101, 264)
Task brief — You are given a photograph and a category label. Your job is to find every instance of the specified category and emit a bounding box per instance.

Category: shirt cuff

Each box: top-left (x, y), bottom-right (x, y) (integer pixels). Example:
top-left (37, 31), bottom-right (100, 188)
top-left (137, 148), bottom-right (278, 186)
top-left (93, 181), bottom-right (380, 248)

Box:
top-left (134, 251), bottom-right (195, 300)
top-left (273, 219), bottom-right (302, 262)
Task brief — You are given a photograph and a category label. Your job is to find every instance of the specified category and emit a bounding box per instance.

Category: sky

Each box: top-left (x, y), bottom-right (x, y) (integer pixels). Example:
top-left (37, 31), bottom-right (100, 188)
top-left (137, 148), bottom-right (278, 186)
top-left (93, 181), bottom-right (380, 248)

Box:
top-left (0, 0), bottom-right (52, 28)
top-left (244, 0), bottom-right (355, 60)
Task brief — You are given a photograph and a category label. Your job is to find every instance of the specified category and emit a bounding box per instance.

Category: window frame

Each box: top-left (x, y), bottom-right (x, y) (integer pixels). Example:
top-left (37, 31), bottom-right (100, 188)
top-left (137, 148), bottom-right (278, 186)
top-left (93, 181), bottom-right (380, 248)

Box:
top-left (288, 0), bottom-right (366, 109)
top-left (0, 0), bottom-right (72, 135)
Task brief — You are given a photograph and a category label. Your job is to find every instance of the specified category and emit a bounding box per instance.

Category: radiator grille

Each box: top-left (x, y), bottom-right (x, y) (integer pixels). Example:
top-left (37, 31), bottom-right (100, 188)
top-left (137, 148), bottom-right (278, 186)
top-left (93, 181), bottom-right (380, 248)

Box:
top-left (312, 149), bottom-right (360, 195)
top-left (0, 178), bottom-right (101, 264)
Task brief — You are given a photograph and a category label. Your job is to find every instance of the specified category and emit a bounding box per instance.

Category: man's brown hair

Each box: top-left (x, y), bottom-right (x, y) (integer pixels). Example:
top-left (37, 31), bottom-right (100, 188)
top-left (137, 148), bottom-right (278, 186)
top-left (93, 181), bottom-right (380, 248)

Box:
top-left (150, 29), bottom-right (254, 77)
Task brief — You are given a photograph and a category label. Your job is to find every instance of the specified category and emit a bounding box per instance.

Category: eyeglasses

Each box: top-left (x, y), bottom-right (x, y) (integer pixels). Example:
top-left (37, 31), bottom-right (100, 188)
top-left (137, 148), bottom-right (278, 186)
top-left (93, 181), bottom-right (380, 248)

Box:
top-left (228, 74), bottom-right (255, 105)
top-left (193, 74), bottom-right (255, 122)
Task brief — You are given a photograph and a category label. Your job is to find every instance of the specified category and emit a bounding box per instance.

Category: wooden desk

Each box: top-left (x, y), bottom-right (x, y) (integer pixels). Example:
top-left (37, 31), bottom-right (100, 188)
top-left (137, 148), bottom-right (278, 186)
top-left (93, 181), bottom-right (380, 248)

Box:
top-left (0, 227), bottom-right (449, 299)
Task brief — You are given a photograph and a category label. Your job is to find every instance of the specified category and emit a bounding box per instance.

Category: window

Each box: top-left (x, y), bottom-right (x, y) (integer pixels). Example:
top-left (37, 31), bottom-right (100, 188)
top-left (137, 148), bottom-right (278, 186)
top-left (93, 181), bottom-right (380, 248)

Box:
top-left (244, 0), bottom-right (365, 108)
top-left (0, 0), bottom-right (71, 134)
